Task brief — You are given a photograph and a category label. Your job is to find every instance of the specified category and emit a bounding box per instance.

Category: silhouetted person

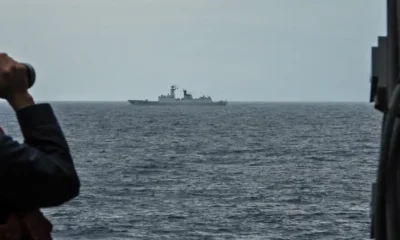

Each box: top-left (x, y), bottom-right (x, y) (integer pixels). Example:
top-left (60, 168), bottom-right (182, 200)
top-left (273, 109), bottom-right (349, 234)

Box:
top-left (0, 53), bottom-right (80, 239)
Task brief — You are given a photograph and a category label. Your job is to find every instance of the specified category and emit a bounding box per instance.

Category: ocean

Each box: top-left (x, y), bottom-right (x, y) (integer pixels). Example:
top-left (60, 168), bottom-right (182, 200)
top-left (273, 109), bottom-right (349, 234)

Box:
top-left (0, 102), bottom-right (381, 240)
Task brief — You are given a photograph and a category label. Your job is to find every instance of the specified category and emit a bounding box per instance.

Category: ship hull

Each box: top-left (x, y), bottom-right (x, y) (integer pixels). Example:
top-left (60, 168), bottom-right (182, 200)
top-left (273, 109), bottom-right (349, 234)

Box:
top-left (128, 100), bottom-right (227, 106)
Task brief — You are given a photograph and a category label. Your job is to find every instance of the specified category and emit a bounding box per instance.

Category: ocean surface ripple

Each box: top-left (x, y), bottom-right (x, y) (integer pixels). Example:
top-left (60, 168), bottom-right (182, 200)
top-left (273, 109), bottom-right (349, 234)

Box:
top-left (0, 102), bottom-right (381, 240)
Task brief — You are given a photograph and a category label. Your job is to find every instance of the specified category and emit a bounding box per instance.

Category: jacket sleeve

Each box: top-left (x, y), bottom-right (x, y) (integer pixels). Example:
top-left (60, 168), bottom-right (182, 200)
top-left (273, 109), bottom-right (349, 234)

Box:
top-left (0, 103), bottom-right (80, 211)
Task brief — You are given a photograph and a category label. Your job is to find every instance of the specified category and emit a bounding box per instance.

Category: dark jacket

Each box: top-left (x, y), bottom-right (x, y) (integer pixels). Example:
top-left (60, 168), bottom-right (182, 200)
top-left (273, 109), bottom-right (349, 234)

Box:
top-left (0, 103), bottom-right (80, 223)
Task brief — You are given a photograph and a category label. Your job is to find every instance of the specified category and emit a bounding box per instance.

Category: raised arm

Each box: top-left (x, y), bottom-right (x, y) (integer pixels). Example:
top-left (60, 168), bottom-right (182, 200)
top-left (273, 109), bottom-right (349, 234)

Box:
top-left (0, 53), bottom-right (80, 212)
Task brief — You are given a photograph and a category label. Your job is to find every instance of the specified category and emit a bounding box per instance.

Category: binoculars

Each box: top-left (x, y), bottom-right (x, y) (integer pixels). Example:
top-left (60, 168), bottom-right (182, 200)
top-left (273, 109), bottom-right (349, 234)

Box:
top-left (22, 63), bottom-right (36, 89)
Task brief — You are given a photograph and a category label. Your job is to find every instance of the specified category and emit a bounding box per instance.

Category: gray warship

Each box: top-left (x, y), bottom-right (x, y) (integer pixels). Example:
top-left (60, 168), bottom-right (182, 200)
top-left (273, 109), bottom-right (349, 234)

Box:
top-left (128, 85), bottom-right (227, 106)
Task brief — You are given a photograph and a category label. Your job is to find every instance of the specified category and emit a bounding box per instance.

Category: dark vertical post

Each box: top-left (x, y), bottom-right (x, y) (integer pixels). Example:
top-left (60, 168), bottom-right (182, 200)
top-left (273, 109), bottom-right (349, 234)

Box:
top-left (370, 46), bottom-right (378, 103)
top-left (379, 37), bottom-right (389, 111)
top-left (385, 0), bottom-right (400, 239)
top-left (370, 1), bottom-right (400, 239)
top-left (387, 0), bottom-right (398, 101)
top-left (373, 36), bottom-right (388, 240)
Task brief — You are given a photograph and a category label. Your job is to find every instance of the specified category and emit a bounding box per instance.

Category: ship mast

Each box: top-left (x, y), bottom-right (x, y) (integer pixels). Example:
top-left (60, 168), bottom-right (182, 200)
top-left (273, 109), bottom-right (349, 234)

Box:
top-left (170, 85), bottom-right (178, 99)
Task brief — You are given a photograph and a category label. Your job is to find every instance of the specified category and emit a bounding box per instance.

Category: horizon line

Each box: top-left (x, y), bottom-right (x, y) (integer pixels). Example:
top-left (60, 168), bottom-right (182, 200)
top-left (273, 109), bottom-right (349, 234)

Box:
top-left (0, 100), bottom-right (369, 103)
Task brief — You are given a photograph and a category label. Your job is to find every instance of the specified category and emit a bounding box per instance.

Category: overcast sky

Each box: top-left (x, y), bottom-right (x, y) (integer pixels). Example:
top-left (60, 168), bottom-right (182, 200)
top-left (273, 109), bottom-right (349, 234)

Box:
top-left (0, 0), bottom-right (386, 102)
